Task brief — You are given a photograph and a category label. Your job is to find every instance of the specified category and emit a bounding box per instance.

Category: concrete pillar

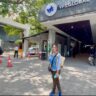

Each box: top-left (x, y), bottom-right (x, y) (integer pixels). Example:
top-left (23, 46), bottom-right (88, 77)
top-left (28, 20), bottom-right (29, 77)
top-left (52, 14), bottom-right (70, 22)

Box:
top-left (67, 37), bottom-right (71, 56)
top-left (0, 39), bottom-right (2, 46)
top-left (23, 39), bottom-right (29, 57)
top-left (48, 30), bottom-right (56, 46)
top-left (23, 24), bottom-right (30, 57)
top-left (48, 29), bottom-right (56, 55)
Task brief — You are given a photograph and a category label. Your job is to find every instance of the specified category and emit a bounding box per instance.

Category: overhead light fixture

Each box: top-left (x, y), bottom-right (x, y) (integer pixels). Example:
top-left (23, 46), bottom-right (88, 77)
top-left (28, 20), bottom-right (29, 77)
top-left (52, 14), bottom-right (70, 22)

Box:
top-left (71, 26), bottom-right (74, 29)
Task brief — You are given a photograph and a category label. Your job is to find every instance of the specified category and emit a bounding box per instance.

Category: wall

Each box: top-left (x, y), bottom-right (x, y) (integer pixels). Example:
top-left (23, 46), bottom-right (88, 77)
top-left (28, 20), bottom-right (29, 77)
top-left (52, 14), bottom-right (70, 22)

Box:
top-left (39, 0), bottom-right (96, 22)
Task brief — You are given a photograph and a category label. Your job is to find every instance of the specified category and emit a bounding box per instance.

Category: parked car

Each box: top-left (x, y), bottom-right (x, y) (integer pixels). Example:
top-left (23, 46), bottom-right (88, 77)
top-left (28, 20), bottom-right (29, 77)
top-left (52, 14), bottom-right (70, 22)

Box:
top-left (27, 47), bottom-right (39, 56)
top-left (0, 47), bottom-right (3, 55)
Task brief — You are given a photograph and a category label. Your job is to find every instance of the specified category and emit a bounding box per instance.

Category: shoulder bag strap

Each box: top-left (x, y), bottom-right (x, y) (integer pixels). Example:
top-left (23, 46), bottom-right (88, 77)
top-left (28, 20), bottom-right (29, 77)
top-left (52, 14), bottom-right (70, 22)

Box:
top-left (51, 54), bottom-right (57, 67)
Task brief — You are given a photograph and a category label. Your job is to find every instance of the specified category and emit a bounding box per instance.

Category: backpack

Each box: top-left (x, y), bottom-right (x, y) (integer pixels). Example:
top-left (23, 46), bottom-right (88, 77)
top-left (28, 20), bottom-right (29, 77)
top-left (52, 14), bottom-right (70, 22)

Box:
top-left (60, 56), bottom-right (65, 68)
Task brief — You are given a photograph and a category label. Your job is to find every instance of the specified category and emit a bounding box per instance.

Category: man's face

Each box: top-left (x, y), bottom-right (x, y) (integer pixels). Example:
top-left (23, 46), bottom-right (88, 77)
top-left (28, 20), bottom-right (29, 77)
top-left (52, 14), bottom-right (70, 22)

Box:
top-left (52, 45), bottom-right (57, 53)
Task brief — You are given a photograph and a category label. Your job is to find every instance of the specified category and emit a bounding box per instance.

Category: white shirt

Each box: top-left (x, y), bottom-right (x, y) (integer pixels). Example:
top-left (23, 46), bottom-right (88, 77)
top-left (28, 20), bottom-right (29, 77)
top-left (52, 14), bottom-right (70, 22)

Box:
top-left (15, 47), bottom-right (18, 51)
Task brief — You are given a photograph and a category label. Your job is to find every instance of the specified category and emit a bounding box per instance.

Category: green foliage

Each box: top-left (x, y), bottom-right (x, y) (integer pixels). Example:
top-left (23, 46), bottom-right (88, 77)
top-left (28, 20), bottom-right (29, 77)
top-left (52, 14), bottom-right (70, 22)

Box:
top-left (16, 11), bottom-right (28, 24)
top-left (1, 0), bottom-right (52, 36)
top-left (3, 25), bottom-right (22, 36)
top-left (15, 39), bottom-right (22, 45)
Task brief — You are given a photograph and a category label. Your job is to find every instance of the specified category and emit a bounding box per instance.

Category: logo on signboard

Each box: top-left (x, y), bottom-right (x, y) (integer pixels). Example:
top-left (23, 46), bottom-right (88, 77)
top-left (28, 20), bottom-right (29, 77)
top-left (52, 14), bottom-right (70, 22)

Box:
top-left (45, 3), bottom-right (57, 16)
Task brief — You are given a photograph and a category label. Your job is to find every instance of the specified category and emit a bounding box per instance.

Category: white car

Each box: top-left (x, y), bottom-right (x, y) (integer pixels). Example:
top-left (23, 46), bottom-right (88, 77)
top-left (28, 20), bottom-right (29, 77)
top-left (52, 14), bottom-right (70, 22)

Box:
top-left (28, 47), bottom-right (39, 55)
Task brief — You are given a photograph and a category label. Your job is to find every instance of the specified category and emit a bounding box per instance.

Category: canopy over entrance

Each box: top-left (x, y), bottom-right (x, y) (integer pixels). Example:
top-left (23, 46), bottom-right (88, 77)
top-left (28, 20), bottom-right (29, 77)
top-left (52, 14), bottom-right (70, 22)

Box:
top-left (39, 0), bottom-right (96, 45)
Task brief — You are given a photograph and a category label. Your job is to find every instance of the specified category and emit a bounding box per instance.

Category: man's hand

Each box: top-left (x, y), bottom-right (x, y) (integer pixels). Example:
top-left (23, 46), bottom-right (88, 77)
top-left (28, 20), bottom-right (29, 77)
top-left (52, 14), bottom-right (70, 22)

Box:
top-left (55, 71), bottom-right (59, 78)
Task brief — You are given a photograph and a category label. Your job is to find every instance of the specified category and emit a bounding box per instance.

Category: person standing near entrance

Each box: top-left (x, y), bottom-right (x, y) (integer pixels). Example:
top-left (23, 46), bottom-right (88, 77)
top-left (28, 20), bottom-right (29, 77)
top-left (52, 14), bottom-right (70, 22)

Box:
top-left (48, 43), bottom-right (62, 96)
top-left (89, 45), bottom-right (96, 66)
top-left (19, 44), bottom-right (23, 58)
top-left (14, 45), bottom-right (18, 58)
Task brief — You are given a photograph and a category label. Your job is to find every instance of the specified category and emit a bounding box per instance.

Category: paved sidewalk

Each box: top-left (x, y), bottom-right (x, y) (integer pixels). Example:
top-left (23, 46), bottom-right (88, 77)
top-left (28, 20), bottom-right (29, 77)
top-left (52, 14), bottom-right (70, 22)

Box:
top-left (0, 55), bottom-right (96, 95)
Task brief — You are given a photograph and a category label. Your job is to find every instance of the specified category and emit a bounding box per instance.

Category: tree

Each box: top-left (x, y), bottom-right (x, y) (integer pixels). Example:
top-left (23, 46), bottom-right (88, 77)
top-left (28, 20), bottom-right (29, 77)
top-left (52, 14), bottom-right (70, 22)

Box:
top-left (3, 25), bottom-right (22, 36)
top-left (1, 0), bottom-right (52, 36)
top-left (15, 39), bottom-right (22, 45)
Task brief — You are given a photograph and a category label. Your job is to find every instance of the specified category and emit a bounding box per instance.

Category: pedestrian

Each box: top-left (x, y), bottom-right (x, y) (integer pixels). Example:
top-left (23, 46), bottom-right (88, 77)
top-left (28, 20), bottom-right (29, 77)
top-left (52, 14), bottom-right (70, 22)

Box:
top-left (14, 45), bottom-right (18, 58)
top-left (18, 44), bottom-right (23, 58)
top-left (89, 45), bottom-right (96, 66)
top-left (48, 43), bottom-right (62, 96)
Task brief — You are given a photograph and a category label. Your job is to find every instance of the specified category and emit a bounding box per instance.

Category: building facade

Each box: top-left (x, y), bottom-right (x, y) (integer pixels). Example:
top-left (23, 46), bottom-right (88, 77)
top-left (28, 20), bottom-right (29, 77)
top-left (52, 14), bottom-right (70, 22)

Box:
top-left (38, 0), bottom-right (96, 56)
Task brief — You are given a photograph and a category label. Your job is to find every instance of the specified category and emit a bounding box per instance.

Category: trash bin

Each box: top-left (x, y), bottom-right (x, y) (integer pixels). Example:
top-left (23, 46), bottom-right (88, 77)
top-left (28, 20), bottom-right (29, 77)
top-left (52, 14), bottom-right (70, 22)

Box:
top-left (41, 52), bottom-right (46, 60)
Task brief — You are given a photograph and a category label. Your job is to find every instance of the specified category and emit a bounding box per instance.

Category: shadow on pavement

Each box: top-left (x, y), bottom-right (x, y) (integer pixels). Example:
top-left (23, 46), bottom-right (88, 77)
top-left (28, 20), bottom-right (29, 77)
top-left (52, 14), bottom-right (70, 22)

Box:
top-left (0, 56), bottom-right (96, 95)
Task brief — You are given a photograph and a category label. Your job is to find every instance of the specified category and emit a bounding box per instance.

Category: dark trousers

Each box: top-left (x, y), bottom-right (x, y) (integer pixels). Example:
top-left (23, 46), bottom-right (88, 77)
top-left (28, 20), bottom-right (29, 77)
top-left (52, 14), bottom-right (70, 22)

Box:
top-left (51, 70), bottom-right (61, 93)
top-left (14, 51), bottom-right (18, 58)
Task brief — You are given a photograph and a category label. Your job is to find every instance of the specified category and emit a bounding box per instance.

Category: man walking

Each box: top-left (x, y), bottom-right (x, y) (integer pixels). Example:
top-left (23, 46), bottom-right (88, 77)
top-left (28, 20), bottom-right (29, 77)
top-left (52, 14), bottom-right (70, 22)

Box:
top-left (14, 45), bottom-right (18, 58)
